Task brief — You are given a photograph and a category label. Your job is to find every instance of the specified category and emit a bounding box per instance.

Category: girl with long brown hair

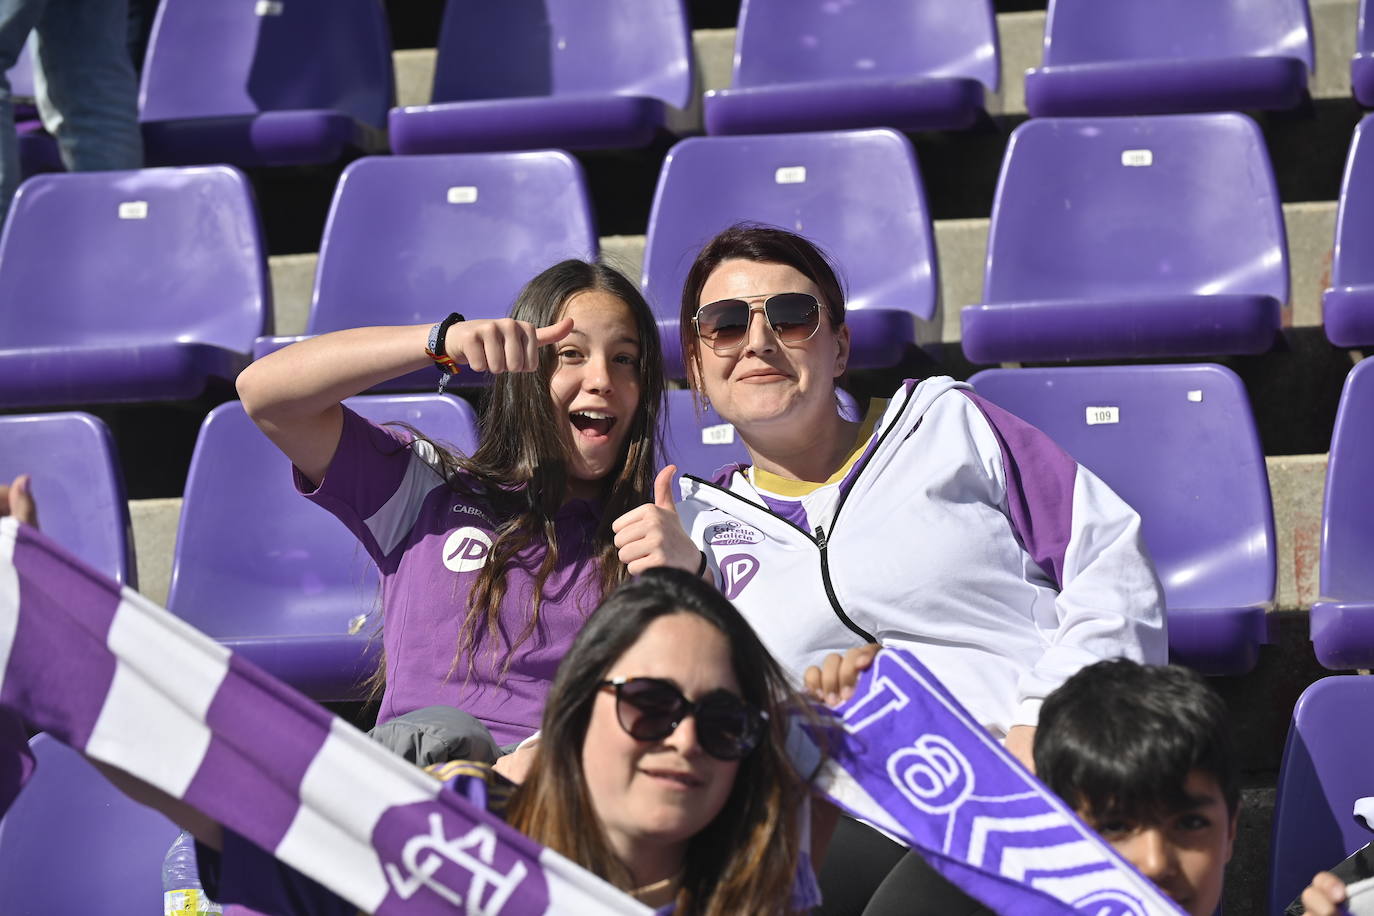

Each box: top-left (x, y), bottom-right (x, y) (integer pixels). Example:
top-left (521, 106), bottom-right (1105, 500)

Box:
top-left (235, 259), bottom-right (665, 755)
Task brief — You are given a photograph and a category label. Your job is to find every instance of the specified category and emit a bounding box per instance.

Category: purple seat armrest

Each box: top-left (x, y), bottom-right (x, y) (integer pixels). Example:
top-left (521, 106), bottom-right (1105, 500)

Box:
top-left (1167, 605), bottom-right (1273, 676)
top-left (1323, 286), bottom-right (1374, 348)
top-left (704, 78), bottom-right (984, 136)
top-left (960, 294), bottom-right (1282, 363)
top-left (223, 634), bottom-right (380, 702)
top-left (1311, 600), bottom-right (1374, 670)
top-left (1025, 57), bottom-right (1308, 117)
top-left (388, 96), bottom-right (668, 155)
top-left (1353, 53), bottom-right (1374, 109)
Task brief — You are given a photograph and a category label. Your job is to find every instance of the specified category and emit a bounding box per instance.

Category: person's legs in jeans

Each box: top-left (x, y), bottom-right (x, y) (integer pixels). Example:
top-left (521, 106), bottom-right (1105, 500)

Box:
top-left (32, 0), bottom-right (141, 174)
top-left (0, 0), bottom-right (46, 223)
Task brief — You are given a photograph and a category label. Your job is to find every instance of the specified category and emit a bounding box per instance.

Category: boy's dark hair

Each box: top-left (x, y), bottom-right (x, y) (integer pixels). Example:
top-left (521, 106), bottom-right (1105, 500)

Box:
top-left (1034, 659), bottom-right (1239, 822)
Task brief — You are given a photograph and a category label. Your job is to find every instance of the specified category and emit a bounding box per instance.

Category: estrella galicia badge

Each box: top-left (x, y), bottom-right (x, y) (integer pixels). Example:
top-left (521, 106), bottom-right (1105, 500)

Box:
top-left (720, 553), bottom-right (760, 599)
top-left (706, 521), bottom-right (764, 546)
top-left (442, 526), bottom-right (492, 573)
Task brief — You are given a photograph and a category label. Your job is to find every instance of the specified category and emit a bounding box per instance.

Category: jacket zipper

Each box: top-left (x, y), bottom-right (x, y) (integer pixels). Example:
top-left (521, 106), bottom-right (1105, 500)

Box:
top-left (814, 523), bottom-right (875, 642)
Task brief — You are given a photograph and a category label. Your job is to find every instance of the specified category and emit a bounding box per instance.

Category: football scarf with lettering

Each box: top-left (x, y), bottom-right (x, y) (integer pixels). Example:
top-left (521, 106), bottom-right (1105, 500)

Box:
top-left (0, 519), bottom-right (1182, 914)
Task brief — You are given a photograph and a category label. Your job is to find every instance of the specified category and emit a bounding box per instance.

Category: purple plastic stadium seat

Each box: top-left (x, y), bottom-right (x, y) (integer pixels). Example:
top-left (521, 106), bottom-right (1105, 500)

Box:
top-left (167, 394), bottom-right (478, 701)
top-left (962, 115), bottom-right (1287, 364)
top-left (139, 0), bottom-right (391, 167)
top-left (1269, 676), bottom-right (1374, 915)
top-left (1024, 0), bottom-right (1313, 117)
top-left (970, 365), bottom-right (1275, 675)
top-left (0, 166), bottom-right (268, 408)
top-left (704, 0), bottom-right (998, 136)
top-left (1310, 360), bottom-right (1374, 669)
top-left (659, 388), bottom-right (860, 481)
top-left (1324, 116), bottom-right (1374, 347)
top-left (643, 129), bottom-right (938, 378)
top-left (0, 734), bottom-right (179, 916)
top-left (0, 413), bottom-right (132, 587)
top-left (253, 151), bottom-right (598, 390)
top-left (1356, 0), bottom-right (1374, 107)
top-left (388, 0), bottom-right (692, 155)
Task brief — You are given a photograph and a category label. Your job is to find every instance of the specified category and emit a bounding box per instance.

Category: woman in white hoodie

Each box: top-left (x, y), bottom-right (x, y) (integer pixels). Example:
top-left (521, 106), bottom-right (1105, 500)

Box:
top-left (611, 224), bottom-right (1167, 915)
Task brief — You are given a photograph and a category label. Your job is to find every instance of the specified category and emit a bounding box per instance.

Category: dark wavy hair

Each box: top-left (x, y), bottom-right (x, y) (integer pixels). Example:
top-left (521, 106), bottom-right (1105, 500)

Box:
top-left (1034, 658), bottom-right (1239, 822)
top-left (367, 259), bottom-right (664, 693)
top-left (506, 567), bottom-right (815, 915)
top-left (677, 224), bottom-right (846, 399)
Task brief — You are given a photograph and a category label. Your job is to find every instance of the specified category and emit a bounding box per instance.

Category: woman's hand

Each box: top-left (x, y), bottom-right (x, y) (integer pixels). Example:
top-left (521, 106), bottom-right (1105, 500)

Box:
top-left (1004, 725), bottom-right (1037, 774)
top-left (804, 644), bottom-right (881, 707)
top-left (493, 739), bottom-right (539, 785)
top-left (1299, 871), bottom-right (1348, 916)
top-left (611, 465), bottom-right (705, 576)
top-left (0, 474), bottom-right (37, 528)
top-left (445, 317), bottom-right (573, 374)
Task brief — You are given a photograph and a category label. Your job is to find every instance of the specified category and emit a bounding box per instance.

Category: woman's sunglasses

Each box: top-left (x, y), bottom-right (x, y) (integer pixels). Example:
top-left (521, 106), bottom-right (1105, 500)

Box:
top-left (597, 676), bottom-right (768, 761)
top-left (692, 292), bottom-right (822, 352)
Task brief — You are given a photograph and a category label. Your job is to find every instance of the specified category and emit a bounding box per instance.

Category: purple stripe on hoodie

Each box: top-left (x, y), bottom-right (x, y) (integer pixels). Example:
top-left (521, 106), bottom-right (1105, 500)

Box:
top-left (961, 392), bottom-right (1078, 589)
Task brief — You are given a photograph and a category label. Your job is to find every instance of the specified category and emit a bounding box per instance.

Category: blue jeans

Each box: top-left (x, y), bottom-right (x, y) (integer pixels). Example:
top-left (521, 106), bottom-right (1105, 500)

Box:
top-left (0, 0), bottom-right (142, 223)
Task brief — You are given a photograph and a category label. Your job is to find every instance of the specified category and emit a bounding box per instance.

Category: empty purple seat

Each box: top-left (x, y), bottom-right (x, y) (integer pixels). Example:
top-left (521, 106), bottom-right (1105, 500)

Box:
top-left (1355, 0), bottom-right (1374, 107)
top-left (167, 394), bottom-right (479, 700)
top-left (0, 412), bottom-right (132, 587)
top-left (1024, 0), bottom-right (1313, 117)
top-left (253, 151), bottom-right (598, 389)
top-left (1323, 115), bottom-right (1374, 347)
top-left (703, 0), bottom-right (998, 136)
top-left (643, 129), bottom-right (937, 378)
top-left (1269, 676), bottom-right (1374, 914)
top-left (0, 734), bottom-right (178, 915)
top-left (1310, 359), bottom-right (1374, 669)
top-left (970, 364), bottom-right (1275, 675)
top-left (962, 115), bottom-right (1287, 364)
top-left (0, 166), bottom-right (268, 408)
top-left (139, 0), bottom-right (391, 167)
top-left (388, 0), bottom-right (692, 155)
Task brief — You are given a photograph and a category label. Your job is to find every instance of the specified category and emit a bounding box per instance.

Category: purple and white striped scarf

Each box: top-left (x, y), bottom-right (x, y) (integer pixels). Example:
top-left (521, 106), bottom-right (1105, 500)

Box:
top-left (0, 519), bottom-right (1182, 915)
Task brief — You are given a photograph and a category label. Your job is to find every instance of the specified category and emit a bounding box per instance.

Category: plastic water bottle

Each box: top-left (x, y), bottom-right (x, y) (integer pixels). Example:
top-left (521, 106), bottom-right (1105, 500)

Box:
top-left (162, 829), bottom-right (223, 915)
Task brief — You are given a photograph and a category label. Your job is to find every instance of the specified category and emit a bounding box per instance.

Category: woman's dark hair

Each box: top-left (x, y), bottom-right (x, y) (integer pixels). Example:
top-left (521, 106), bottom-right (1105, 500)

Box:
top-left (506, 567), bottom-right (813, 916)
top-left (1034, 659), bottom-right (1239, 822)
top-left (677, 224), bottom-right (846, 394)
top-left (367, 259), bottom-right (664, 693)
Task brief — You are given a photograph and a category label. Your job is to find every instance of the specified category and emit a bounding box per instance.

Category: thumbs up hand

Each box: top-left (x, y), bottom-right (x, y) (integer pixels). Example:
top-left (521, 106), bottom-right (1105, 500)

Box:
top-left (611, 464), bottom-right (706, 577)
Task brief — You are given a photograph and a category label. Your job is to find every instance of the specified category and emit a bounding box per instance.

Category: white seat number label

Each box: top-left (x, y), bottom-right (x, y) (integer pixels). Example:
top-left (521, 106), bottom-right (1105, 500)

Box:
top-left (1085, 406), bottom-right (1120, 425)
top-left (1121, 149), bottom-right (1153, 167)
top-left (117, 201), bottom-right (148, 219)
top-left (446, 186), bottom-right (478, 204)
top-left (702, 423), bottom-right (736, 445)
top-left (775, 166), bottom-right (807, 184)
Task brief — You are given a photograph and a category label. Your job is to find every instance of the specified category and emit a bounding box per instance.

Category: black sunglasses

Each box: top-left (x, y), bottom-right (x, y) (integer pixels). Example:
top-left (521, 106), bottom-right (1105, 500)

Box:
top-left (597, 676), bottom-right (768, 761)
top-left (693, 292), bottom-right (822, 352)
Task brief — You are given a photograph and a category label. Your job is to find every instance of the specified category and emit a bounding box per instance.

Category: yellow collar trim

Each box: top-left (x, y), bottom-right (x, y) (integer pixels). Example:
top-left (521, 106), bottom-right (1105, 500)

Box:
top-left (750, 398), bottom-right (887, 498)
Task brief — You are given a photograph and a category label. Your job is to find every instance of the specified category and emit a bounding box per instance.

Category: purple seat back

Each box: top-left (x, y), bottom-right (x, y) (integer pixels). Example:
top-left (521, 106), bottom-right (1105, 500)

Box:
top-left (431, 0), bottom-right (691, 109)
top-left (309, 153), bottom-right (596, 333)
top-left (0, 166), bottom-right (267, 352)
top-left (731, 0), bottom-right (998, 91)
top-left (1269, 676), bottom-right (1374, 914)
top-left (0, 413), bottom-right (132, 587)
top-left (139, 0), bottom-right (392, 127)
top-left (0, 734), bottom-right (178, 915)
top-left (970, 365), bottom-right (1275, 673)
top-left (1320, 360), bottom-right (1374, 602)
top-left (1040, 0), bottom-right (1313, 70)
top-left (984, 115), bottom-right (1288, 307)
top-left (643, 129), bottom-right (937, 324)
top-left (167, 394), bottom-right (479, 698)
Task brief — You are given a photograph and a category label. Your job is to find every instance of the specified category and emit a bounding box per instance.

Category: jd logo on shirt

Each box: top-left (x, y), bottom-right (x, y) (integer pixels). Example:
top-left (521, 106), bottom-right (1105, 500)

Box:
top-left (720, 553), bottom-right (760, 599)
top-left (442, 526), bottom-right (492, 573)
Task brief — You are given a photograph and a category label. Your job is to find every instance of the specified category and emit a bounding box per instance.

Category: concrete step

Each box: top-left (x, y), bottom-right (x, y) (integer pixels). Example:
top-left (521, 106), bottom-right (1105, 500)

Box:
top-left (266, 200), bottom-right (1339, 341)
top-left (391, 0), bottom-right (1359, 118)
top-left (127, 452), bottom-right (1326, 614)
